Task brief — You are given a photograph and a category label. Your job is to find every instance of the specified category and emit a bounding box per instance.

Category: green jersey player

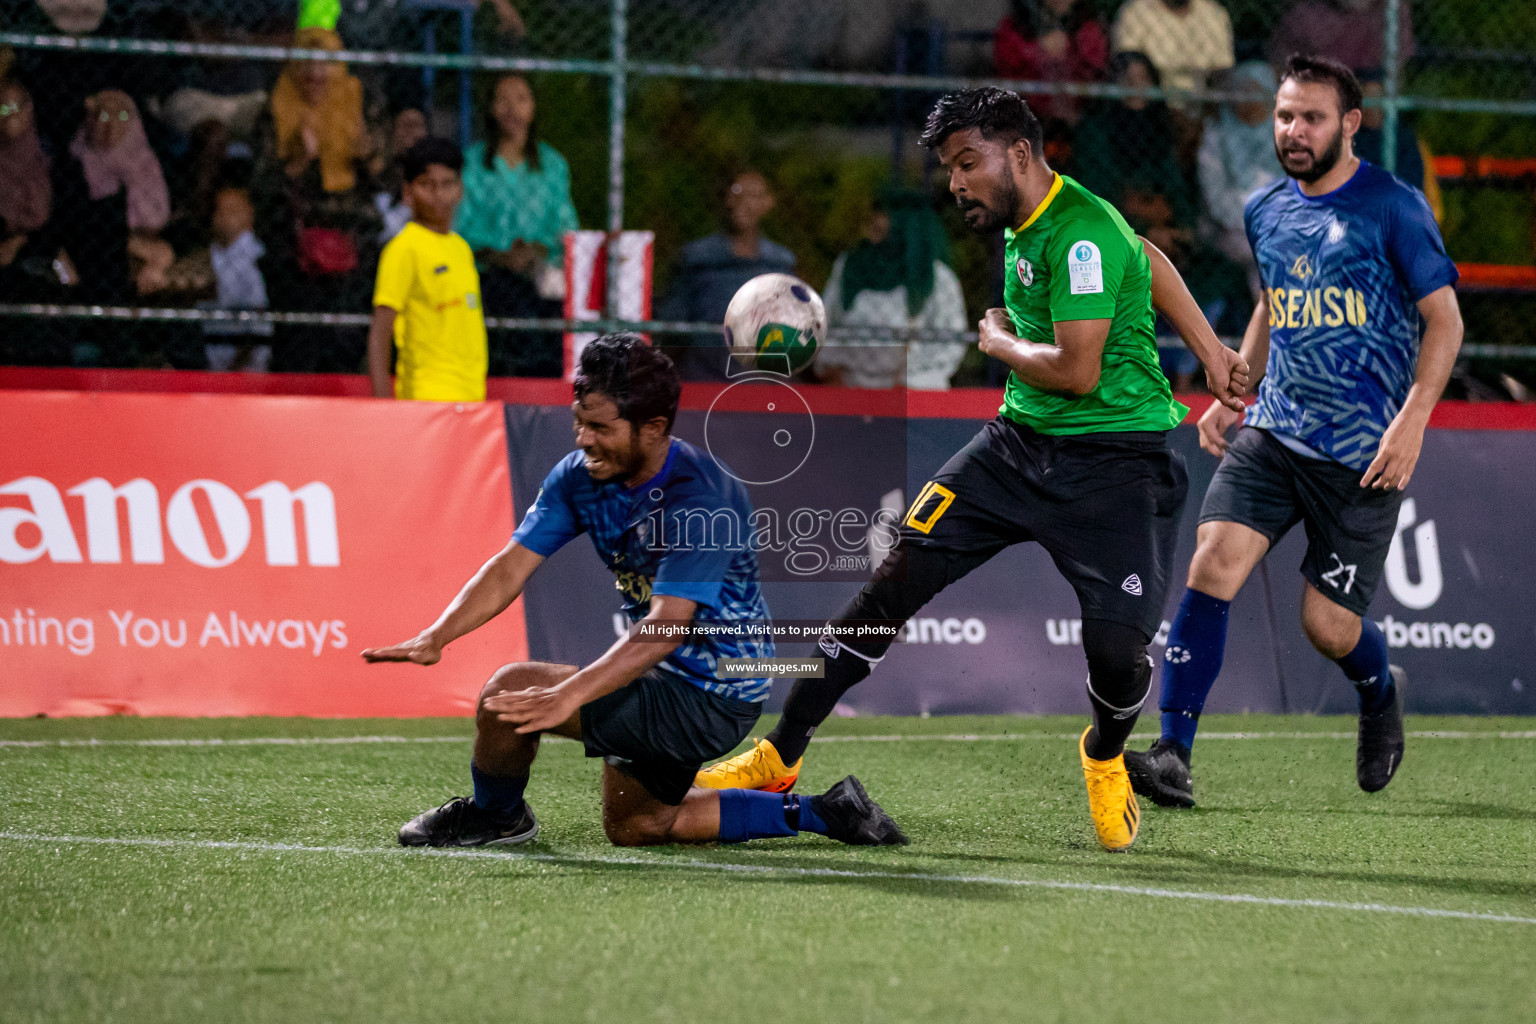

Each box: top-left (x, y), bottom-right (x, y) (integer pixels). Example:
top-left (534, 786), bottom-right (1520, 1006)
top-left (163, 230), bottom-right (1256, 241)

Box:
top-left (697, 88), bottom-right (1247, 852)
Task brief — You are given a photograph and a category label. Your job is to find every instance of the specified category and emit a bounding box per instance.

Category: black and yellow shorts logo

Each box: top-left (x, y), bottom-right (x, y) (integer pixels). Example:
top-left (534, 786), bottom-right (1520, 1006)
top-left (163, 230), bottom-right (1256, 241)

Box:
top-left (903, 481), bottom-right (956, 534)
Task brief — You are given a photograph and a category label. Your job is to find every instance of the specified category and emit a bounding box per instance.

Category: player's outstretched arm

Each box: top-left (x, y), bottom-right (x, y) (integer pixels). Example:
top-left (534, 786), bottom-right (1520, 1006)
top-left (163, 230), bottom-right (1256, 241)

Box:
top-left (360, 540), bottom-right (545, 665)
top-left (978, 308), bottom-right (1108, 395)
top-left (1139, 235), bottom-right (1249, 410)
top-left (485, 594), bottom-right (698, 734)
top-left (1360, 284), bottom-right (1463, 491)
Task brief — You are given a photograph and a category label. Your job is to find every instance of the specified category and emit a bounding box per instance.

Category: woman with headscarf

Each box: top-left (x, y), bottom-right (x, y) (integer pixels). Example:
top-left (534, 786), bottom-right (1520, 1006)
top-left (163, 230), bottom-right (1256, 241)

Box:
top-left (254, 27), bottom-right (380, 370)
top-left (1197, 61), bottom-right (1279, 269)
top-left (0, 79), bottom-right (52, 266)
top-left (268, 27), bottom-right (371, 195)
top-left (816, 190), bottom-right (968, 391)
top-left (69, 89), bottom-right (174, 294)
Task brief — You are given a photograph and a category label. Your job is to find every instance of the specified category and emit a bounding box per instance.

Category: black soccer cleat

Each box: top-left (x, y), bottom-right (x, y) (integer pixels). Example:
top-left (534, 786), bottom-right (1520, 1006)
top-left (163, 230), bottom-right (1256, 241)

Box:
top-left (1124, 738), bottom-right (1196, 808)
top-left (812, 775), bottom-right (909, 846)
top-left (398, 796), bottom-right (540, 848)
top-left (1357, 665), bottom-right (1406, 793)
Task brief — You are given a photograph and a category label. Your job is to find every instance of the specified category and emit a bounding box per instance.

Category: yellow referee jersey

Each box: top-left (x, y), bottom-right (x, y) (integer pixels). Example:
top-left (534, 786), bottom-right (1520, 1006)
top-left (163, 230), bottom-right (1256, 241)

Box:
top-left (373, 221), bottom-right (488, 401)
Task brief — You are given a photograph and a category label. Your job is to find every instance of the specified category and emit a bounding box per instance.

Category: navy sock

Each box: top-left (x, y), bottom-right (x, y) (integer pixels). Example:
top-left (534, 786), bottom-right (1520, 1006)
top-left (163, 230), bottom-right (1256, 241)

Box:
top-left (717, 790), bottom-right (809, 843)
top-left (1336, 617), bottom-right (1393, 714)
top-left (470, 762), bottom-right (528, 819)
top-left (1158, 588), bottom-right (1231, 754)
top-left (790, 794), bottom-right (828, 836)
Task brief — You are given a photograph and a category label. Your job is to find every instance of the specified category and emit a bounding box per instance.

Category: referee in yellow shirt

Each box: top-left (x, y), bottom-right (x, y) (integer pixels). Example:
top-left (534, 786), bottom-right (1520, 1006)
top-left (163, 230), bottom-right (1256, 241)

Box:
top-left (369, 138), bottom-right (489, 401)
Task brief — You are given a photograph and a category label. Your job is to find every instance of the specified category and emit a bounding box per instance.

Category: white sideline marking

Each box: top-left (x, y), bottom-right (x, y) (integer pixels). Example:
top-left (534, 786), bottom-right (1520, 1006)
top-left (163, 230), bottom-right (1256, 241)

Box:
top-left (0, 735), bottom-right (474, 749)
top-left (3, 730), bottom-right (1534, 749)
top-left (1, 831), bottom-right (1531, 927)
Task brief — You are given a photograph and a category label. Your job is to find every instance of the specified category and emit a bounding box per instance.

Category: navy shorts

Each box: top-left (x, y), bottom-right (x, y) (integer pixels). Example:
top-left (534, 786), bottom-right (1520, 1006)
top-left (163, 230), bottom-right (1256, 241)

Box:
top-left (1199, 426), bottom-right (1404, 616)
top-left (581, 670), bottom-right (761, 805)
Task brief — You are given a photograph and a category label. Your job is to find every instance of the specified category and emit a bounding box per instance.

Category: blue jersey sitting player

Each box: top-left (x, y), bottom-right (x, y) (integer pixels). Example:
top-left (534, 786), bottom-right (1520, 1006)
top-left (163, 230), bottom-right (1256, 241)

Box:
top-left (364, 333), bottom-right (906, 848)
top-left (1126, 55), bottom-right (1463, 807)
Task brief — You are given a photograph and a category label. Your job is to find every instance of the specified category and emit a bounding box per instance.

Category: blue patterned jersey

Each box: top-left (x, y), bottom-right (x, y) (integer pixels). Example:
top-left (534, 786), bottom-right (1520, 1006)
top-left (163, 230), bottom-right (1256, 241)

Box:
top-left (1244, 160), bottom-right (1458, 469)
top-left (511, 439), bottom-right (774, 702)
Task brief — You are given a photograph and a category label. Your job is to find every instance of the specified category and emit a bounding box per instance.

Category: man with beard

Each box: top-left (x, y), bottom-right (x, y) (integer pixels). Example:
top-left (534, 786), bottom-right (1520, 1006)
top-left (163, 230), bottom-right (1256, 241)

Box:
top-left (365, 334), bottom-right (906, 849)
top-left (1125, 55), bottom-right (1462, 808)
top-left (697, 87), bottom-right (1248, 852)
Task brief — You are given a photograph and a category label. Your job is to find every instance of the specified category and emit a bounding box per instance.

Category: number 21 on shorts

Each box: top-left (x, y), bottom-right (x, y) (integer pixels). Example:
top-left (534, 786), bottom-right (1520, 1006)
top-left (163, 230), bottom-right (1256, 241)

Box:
top-left (1321, 552), bottom-right (1358, 594)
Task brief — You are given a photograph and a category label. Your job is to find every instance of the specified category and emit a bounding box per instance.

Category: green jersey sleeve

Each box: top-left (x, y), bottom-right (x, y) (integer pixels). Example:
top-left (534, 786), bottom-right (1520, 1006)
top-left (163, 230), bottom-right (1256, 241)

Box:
top-left (1046, 212), bottom-right (1128, 322)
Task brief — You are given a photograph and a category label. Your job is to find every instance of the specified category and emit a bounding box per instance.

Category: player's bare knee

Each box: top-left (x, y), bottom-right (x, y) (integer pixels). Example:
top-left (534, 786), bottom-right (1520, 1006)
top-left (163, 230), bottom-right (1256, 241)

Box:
top-left (602, 809), bottom-right (672, 847)
top-left (475, 663), bottom-right (542, 723)
top-left (1187, 543), bottom-right (1247, 599)
top-left (1302, 608), bottom-right (1359, 660)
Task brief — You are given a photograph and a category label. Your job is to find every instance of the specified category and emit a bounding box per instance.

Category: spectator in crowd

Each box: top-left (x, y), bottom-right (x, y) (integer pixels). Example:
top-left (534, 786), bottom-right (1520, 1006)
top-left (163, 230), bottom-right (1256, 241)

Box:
top-left (372, 106), bottom-right (427, 244)
top-left (269, 28), bottom-right (372, 198)
top-left (1197, 61), bottom-right (1278, 276)
top-left (657, 169), bottom-right (796, 381)
top-left (992, 0), bottom-right (1109, 123)
top-left (70, 90), bottom-right (174, 296)
top-left (455, 74), bottom-right (576, 376)
top-left (369, 137), bottom-right (487, 402)
top-left (1072, 52), bottom-right (1196, 231)
top-left (1110, 0), bottom-right (1233, 99)
top-left (255, 26), bottom-right (379, 372)
top-left (817, 190), bottom-right (968, 391)
top-left (1267, 0), bottom-right (1413, 76)
top-left (456, 75), bottom-right (575, 308)
top-left (0, 78), bottom-right (53, 285)
top-left (202, 186), bottom-right (274, 373)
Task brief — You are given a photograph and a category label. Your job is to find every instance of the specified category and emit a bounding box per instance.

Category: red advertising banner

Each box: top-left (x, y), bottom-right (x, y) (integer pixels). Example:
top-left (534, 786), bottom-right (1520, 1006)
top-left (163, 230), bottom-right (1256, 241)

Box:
top-left (0, 391), bottom-right (526, 717)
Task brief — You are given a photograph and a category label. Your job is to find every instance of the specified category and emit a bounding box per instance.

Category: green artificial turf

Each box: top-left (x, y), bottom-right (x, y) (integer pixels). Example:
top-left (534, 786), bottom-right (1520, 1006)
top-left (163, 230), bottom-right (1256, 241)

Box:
top-left (2, 714), bottom-right (1533, 1024)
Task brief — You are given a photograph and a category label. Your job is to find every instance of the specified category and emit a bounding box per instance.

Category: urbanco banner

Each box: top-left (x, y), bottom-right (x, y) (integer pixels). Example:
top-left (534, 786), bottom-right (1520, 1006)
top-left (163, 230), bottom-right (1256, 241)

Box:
top-left (510, 403), bottom-right (1533, 717)
top-left (0, 391), bottom-right (526, 716)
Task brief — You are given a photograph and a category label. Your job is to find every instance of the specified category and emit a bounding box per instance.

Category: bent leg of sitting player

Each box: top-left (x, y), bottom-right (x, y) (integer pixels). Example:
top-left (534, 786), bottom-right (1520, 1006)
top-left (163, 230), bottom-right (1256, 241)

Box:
top-left (585, 669), bottom-right (905, 847)
top-left (398, 661), bottom-right (580, 847)
top-left (600, 763), bottom-right (906, 848)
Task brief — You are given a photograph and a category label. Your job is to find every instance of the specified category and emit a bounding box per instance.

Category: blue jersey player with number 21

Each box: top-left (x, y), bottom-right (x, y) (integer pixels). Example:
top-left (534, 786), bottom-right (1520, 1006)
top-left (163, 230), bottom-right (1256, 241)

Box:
top-left (363, 333), bottom-right (907, 850)
top-left (1126, 55), bottom-right (1463, 808)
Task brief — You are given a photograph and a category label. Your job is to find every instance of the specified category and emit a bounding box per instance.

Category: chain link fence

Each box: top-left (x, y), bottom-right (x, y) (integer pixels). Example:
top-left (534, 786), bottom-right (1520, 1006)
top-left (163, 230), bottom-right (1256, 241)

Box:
top-left (1, 1), bottom-right (1533, 395)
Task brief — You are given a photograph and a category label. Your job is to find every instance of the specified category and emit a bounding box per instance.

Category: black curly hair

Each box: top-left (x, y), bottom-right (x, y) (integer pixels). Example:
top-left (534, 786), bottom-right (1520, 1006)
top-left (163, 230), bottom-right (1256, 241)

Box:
top-left (919, 87), bottom-right (1044, 159)
top-left (572, 333), bottom-right (682, 433)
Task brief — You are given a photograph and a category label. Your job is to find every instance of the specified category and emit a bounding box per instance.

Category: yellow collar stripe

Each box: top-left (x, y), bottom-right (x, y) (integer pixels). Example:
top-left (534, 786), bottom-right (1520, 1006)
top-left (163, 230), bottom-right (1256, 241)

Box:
top-left (1016, 173), bottom-right (1063, 233)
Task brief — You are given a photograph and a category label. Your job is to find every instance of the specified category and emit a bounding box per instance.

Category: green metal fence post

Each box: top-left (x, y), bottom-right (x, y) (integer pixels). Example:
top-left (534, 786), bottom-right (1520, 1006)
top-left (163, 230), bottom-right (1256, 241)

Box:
top-left (606, 0), bottom-right (629, 318)
top-left (1383, 0), bottom-right (1402, 175)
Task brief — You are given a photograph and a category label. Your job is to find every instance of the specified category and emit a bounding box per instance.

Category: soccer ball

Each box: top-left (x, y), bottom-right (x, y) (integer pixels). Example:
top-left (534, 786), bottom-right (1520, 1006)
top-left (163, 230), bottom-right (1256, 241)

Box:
top-left (722, 273), bottom-right (825, 376)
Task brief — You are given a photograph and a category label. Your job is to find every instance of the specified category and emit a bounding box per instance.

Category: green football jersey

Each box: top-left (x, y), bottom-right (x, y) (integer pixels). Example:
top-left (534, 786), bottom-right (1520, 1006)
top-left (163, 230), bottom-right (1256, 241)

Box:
top-left (1000, 174), bottom-right (1187, 435)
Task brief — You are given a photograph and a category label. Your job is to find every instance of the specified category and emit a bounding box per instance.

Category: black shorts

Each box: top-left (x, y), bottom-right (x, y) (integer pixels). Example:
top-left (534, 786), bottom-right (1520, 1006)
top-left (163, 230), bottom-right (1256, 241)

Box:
top-left (899, 415), bottom-right (1189, 639)
top-left (1199, 426), bottom-right (1404, 616)
top-left (580, 670), bottom-right (761, 805)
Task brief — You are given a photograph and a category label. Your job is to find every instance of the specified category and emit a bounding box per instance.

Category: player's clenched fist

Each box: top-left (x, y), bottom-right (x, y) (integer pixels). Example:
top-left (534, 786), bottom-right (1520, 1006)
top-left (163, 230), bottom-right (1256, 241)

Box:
top-left (1197, 400), bottom-right (1244, 458)
top-left (360, 633), bottom-right (442, 665)
top-left (1204, 345), bottom-right (1250, 412)
top-left (977, 308), bottom-right (1016, 358)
